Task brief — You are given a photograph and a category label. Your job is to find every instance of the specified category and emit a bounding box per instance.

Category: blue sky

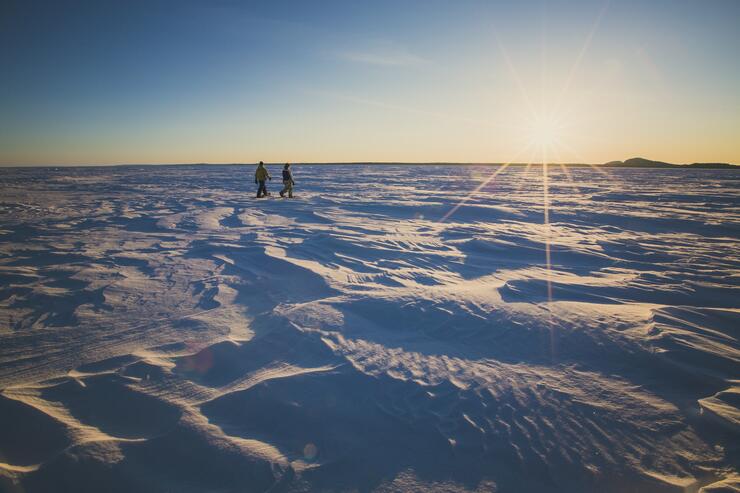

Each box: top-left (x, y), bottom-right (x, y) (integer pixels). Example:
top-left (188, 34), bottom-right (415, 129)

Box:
top-left (1, 0), bottom-right (739, 164)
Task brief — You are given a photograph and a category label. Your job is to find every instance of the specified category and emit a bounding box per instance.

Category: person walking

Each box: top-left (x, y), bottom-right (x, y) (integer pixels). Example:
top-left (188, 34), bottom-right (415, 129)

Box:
top-left (279, 163), bottom-right (295, 198)
top-left (255, 161), bottom-right (271, 198)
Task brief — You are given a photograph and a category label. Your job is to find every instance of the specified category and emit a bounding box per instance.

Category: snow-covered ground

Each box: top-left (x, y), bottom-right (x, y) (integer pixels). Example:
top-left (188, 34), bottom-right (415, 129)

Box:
top-left (0, 164), bottom-right (738, 492)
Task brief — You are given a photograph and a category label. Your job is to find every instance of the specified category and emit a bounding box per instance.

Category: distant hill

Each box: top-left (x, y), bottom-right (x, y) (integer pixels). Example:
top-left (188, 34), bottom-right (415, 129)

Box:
top-left (603, 157), bottom-right (737, 169)
top-left (686, 162), bottom-right (738, 169)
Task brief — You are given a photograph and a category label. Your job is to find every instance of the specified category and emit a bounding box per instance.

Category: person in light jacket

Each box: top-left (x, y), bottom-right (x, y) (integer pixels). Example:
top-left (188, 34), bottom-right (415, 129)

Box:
top-left (255, 161), bottom-right (271, 198)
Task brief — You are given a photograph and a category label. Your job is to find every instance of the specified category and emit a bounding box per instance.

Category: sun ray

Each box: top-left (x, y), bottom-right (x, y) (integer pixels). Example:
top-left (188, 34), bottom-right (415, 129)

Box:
top-left (495, 34), bottom-right (538, 123)
top-left (511, 145), bottom-right (541, 195)
top-left (552, 145), bottom-right (586, 195)
top-left (438, 143), bottom-right (535, 223)
top-left (475, 1), bottom-right (614, 364)
top-left (553, 0), bottom-right (611, 116)
top-left (555, 162), bottom-right (586, 194)
top-left (538, 140), bottom-right (558, 362)
top-left (480, 1), bottom-right (613, 365)
top-left (439, 162), bottom-right (510, 223)
top-left (553, 139), bottom-right (609, 176)
top-left (553, 159), bottom-right (583, 194)
top-left (559, 163), bottom-right (572, 181)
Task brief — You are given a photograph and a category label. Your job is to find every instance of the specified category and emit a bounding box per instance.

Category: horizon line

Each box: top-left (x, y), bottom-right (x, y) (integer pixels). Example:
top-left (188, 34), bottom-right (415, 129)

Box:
top-left (1, 159), bottom-right (738, 168)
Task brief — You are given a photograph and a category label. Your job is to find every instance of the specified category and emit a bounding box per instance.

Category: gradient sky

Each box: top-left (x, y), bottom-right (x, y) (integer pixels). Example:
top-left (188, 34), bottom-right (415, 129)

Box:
top-left (1, 0), bottom-right (739, 165)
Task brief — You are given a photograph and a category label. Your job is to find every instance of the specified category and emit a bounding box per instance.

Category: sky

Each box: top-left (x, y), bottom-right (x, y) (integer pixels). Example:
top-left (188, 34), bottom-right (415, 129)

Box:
top-left (1, 0), bottom-right (739, 165)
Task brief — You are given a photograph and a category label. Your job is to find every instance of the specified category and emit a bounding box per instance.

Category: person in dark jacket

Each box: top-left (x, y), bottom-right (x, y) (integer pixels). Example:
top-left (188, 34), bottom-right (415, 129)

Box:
top-left (254, 161), bottom-right (271, 198)
top-left (279, 163), bottom-right (295, 198)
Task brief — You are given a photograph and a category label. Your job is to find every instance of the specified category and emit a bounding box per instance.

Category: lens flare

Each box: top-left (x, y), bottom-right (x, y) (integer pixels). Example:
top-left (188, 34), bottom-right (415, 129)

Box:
top-left (438, 1), bottom-right (611, 363)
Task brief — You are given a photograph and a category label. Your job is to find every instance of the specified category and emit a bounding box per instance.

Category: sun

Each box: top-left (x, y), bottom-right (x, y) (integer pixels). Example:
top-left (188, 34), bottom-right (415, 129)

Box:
top-left (527, 114), bottom-right (564, 150)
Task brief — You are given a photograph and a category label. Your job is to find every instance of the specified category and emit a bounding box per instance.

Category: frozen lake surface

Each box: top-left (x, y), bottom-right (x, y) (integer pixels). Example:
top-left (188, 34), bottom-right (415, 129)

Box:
top-left (0, 164), bottom-right (738, 492)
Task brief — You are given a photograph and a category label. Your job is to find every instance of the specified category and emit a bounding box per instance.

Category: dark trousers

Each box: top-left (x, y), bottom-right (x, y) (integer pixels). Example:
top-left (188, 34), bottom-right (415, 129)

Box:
top-left (256, 180), bottom-right (267, 197)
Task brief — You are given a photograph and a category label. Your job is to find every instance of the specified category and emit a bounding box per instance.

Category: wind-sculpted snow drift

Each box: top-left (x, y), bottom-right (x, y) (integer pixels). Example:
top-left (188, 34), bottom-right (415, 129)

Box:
top-left (0, 164), bottom-right (738, 492)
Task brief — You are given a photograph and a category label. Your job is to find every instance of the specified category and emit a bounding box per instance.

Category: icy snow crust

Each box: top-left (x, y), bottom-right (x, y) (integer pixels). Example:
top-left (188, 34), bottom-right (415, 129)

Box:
top-left (0, 164), bottom-right (738, 492)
